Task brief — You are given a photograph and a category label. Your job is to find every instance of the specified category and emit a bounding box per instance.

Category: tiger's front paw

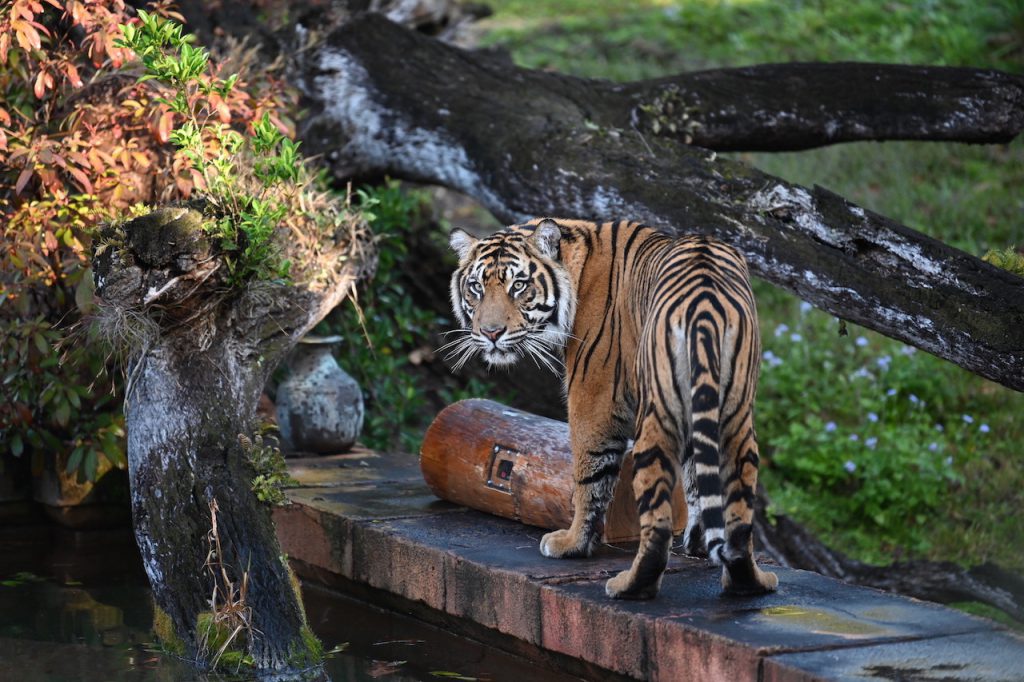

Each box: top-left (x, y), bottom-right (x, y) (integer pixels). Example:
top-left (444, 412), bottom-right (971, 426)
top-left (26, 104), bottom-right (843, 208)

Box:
top-left (540, 528), bottom-right (592, 559)
top-left (605, 569), bottom-right (660, 600)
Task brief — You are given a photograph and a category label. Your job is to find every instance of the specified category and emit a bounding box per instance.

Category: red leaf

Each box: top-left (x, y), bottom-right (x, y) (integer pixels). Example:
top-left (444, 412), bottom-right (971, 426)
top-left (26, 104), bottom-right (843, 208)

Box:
top-left (67, 165), bottom-right (93, 193)
top-left (15, 167), bottom-right (33, 195)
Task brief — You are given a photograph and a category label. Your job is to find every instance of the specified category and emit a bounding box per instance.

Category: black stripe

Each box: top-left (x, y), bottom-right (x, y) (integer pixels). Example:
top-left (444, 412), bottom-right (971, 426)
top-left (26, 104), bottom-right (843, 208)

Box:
top-left (578, 462), bottom-right (621, 486)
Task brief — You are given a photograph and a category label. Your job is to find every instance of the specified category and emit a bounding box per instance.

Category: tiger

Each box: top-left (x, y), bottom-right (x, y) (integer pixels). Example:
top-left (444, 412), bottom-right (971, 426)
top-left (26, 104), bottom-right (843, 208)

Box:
top-left (446, 218), bottom-right (778, 599)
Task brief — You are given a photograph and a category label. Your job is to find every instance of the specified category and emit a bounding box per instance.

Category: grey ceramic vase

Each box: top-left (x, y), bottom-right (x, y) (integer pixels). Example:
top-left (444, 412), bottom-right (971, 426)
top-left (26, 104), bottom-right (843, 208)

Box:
top-left (276, 336), bottom-right (364, 454)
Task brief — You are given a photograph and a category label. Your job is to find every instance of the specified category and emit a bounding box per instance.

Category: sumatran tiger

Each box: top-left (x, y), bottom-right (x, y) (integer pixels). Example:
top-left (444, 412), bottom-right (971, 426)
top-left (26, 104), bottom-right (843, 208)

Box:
top-left (446, 218), bottom-right (778, 599)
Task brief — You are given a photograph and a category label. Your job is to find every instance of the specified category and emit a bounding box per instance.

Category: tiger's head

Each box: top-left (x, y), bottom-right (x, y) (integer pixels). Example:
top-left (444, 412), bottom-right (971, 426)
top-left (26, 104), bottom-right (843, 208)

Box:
top-left (446, 219), bottom-right (575, 371)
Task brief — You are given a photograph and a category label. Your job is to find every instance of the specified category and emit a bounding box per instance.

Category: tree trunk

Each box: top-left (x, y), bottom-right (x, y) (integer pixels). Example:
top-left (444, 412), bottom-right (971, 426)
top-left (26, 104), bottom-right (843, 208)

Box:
top-left (93, 207), bottom-right (372, 677)
top-left (293, 13), bottom-right (1024, 392)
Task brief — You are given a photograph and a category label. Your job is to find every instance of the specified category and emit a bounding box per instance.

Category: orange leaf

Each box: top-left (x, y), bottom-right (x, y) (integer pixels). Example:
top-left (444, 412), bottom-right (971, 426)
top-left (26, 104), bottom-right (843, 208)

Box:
top-left (0, 33), bottom-right (10, 64)
top-left (15, 167), bottom-right (33, 194)
top-left (131, 151), bottom-right (150, 168)
top-left (0, 106), bottom-right (11, 126)
top-left (12, 20), bottom-right (42, 52)
top-left (156, 111), bottom-right (174, 144)
top-left (63, 63), bottom-right (83, 88)
top-left (0, 129), bottom-right (7, 152)
top-left (34, 70), bottom-right (47, 99)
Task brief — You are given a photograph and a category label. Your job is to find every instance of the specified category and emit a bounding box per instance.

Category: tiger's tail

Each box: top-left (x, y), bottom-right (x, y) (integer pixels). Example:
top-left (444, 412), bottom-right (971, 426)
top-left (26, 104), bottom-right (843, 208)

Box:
top-left (682, 312), bottom-right (727, 565)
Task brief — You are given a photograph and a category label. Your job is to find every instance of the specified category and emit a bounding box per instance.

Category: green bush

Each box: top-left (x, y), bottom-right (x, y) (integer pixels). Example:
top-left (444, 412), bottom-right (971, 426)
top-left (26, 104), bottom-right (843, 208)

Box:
top-left (757, 301), bottom-right (1003, 563)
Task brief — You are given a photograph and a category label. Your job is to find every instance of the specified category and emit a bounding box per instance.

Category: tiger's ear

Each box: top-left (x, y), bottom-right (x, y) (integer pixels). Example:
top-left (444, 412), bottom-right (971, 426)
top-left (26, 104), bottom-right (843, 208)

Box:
top-left (449, 228), bottom-right (477, 261)
top-left (532, 219), bottom-right (562, 259)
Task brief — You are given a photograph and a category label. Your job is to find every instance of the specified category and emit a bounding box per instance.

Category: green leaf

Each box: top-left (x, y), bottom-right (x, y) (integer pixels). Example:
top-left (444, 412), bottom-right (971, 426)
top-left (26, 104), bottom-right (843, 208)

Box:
top-left (84, 450), bottom-right (98, 482)
top-left (54, 400), bottom-right (71, 428)
top-left (66, 446), bottom-right (85, 474)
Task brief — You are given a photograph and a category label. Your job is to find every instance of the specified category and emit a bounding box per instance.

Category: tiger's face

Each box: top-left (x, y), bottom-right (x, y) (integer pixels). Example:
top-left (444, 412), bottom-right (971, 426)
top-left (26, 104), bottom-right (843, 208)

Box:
top-left (446, 220), bottom-right (575, 371)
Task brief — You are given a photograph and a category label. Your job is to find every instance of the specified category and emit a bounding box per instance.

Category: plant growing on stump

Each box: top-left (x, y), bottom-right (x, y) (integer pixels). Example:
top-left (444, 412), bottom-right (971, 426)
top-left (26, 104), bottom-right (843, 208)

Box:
top-left (89, 12), bottom-right (374, 678)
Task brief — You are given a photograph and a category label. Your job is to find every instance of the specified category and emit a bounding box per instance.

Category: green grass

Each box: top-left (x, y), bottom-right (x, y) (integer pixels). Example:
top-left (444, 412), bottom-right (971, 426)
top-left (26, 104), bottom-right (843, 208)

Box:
top-left (479, 0), bottom-right (1024, 574)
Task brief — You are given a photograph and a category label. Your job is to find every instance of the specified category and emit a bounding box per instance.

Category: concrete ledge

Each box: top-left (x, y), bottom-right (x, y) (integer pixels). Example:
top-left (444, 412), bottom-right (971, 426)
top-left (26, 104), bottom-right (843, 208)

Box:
top-left (275, 452), bottom-right (1024, 681)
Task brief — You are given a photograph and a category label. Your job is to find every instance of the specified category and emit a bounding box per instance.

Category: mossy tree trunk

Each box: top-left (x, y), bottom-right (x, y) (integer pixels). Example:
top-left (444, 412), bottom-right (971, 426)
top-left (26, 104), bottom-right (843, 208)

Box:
top-left (93, 207), bottom-right (371, 677)
top-left (294, 13), bottom-right (1024, 392)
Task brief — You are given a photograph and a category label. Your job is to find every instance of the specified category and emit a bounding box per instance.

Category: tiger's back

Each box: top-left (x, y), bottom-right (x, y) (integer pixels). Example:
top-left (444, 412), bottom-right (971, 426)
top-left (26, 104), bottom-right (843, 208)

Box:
top-left (448, 218), bottom-right (777, 598)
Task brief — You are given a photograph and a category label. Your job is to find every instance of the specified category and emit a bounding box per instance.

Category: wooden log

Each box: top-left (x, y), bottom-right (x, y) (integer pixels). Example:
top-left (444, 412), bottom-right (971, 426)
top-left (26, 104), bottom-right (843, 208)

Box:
top-left (420, 399), bottom-right (685, 543)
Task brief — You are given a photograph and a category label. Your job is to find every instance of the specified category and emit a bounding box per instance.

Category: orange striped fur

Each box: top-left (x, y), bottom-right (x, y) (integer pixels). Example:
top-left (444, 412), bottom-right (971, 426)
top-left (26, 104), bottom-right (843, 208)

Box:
top-left (448, 218), bottom-right (778, 598)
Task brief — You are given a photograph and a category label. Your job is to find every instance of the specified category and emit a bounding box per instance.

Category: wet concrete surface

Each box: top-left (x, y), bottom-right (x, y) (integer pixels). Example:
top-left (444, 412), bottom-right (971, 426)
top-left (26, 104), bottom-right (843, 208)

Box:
top-left (276, 452), bottom-right (1024, 681)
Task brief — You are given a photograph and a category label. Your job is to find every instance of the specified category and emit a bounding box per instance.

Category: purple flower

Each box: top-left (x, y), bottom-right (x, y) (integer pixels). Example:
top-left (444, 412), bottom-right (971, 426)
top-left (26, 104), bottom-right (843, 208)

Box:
top-left (886, 388), bottom-right (897, 397)
top-left (979, 423), bottom-right (990, 434)
top-left (844, 460), bottom-right (857, 473)
top-left (800, 301), bottom-right (813, 314)
top-left (867, 412), bottom-right (879, 423)
top-left (944, 456), bottom-right (954, 466)
top-left (928, 442), bottom-right (939, 452)
top-left (856, 336), bottom-right (868, 347)
top-left (790, 333), bottom-right (803, 342)
top-left (774, 323), bottom-right (789, 338)
top-left (849, 434), bottom-right (860, 442)
top-left (852, 367), bottom-right (872, 380)
top-left (762, 350), bottom-right (783, 368)
top-left (865, 437), bottom-right (878, 449)
top-left (935, 423), bottom-right (944, 432)
top-left (962, 414), bottom-right (974, 424)
top-left (909, 394), bottom-right (920, 404)
top-left (900, 346), bottom-right (917, 356)
top-left (824, 421), bottom-right (837, 433)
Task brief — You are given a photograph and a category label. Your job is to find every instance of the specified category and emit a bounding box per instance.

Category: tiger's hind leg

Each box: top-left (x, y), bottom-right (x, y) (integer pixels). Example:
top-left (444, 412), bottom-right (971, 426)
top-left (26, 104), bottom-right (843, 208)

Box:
top-left (605, 410), bottom-right (678, 599)
top-left (719, 414), bottom-right (777, 595)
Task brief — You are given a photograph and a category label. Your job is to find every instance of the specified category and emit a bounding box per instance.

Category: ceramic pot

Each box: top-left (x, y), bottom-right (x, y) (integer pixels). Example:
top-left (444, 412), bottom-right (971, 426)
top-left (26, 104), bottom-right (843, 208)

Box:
top-left (276, 336), bottom-right (364, 454)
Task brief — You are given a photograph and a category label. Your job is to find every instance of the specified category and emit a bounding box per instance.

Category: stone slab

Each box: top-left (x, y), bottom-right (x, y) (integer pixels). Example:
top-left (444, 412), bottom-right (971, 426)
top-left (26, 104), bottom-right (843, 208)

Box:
top-left (276, 451), bottom-right (1022, 682)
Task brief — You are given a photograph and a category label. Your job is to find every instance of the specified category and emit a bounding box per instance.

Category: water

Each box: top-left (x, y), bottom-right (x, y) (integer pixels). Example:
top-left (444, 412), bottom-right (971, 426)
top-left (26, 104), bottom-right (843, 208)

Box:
top-left (0, 522), bottom-right (581, 682)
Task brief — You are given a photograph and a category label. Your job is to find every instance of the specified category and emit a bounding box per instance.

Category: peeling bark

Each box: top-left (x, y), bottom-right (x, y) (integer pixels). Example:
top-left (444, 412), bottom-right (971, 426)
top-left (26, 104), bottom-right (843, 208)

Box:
top-left (294, 14), bottom-right (1024, 392)
top-left (93, 207), bottom-right (372, 677)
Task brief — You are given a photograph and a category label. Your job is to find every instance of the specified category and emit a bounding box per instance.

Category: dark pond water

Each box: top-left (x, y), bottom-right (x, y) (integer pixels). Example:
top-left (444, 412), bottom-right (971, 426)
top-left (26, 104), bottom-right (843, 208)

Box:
top-left (0, 521), bottom-right (581, 682)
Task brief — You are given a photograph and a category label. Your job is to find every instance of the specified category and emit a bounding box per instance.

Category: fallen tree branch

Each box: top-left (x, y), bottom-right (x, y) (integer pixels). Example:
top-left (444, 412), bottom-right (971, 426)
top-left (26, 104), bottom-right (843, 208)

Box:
top-left (754, 501), bottom-right (1024, 622)
top-left (294, 13), bottom-right (1024, 392)
top-left (620, 62), bottom-right (1024, 151)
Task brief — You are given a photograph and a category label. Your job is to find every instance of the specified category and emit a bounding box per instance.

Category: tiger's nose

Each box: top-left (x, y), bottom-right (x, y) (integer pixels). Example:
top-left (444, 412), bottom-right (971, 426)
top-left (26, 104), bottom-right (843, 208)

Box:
top-left (481, 325), bottom-right (506, 342)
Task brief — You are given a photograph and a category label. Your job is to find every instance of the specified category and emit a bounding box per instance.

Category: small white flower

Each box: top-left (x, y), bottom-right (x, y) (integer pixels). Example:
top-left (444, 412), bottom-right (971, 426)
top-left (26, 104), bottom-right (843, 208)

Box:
top-left (979, 423), bottom-right (990, 434)
top-left (928, 442), bottom-right (939, 452)
top-left (774, 323), bottom-right (789, 338)
top-left (856, 336), bottom-right (868, 347)
top-left (886, 388), bottom-right (897, 397)
top-left (824, 421), bottom-right (837, 433)
top-left (962, 414), bottom-right (974, 424)
top-left (867, 412), bottom-right (879, 423)
top-left (844, 460), bottom-right (857, 473)
top-left (790, 333), bottom-right (803, 342)
top-left (800, 301), bottom-right (813, 314)
top-left (865, 437), bottom-right (878, 449)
